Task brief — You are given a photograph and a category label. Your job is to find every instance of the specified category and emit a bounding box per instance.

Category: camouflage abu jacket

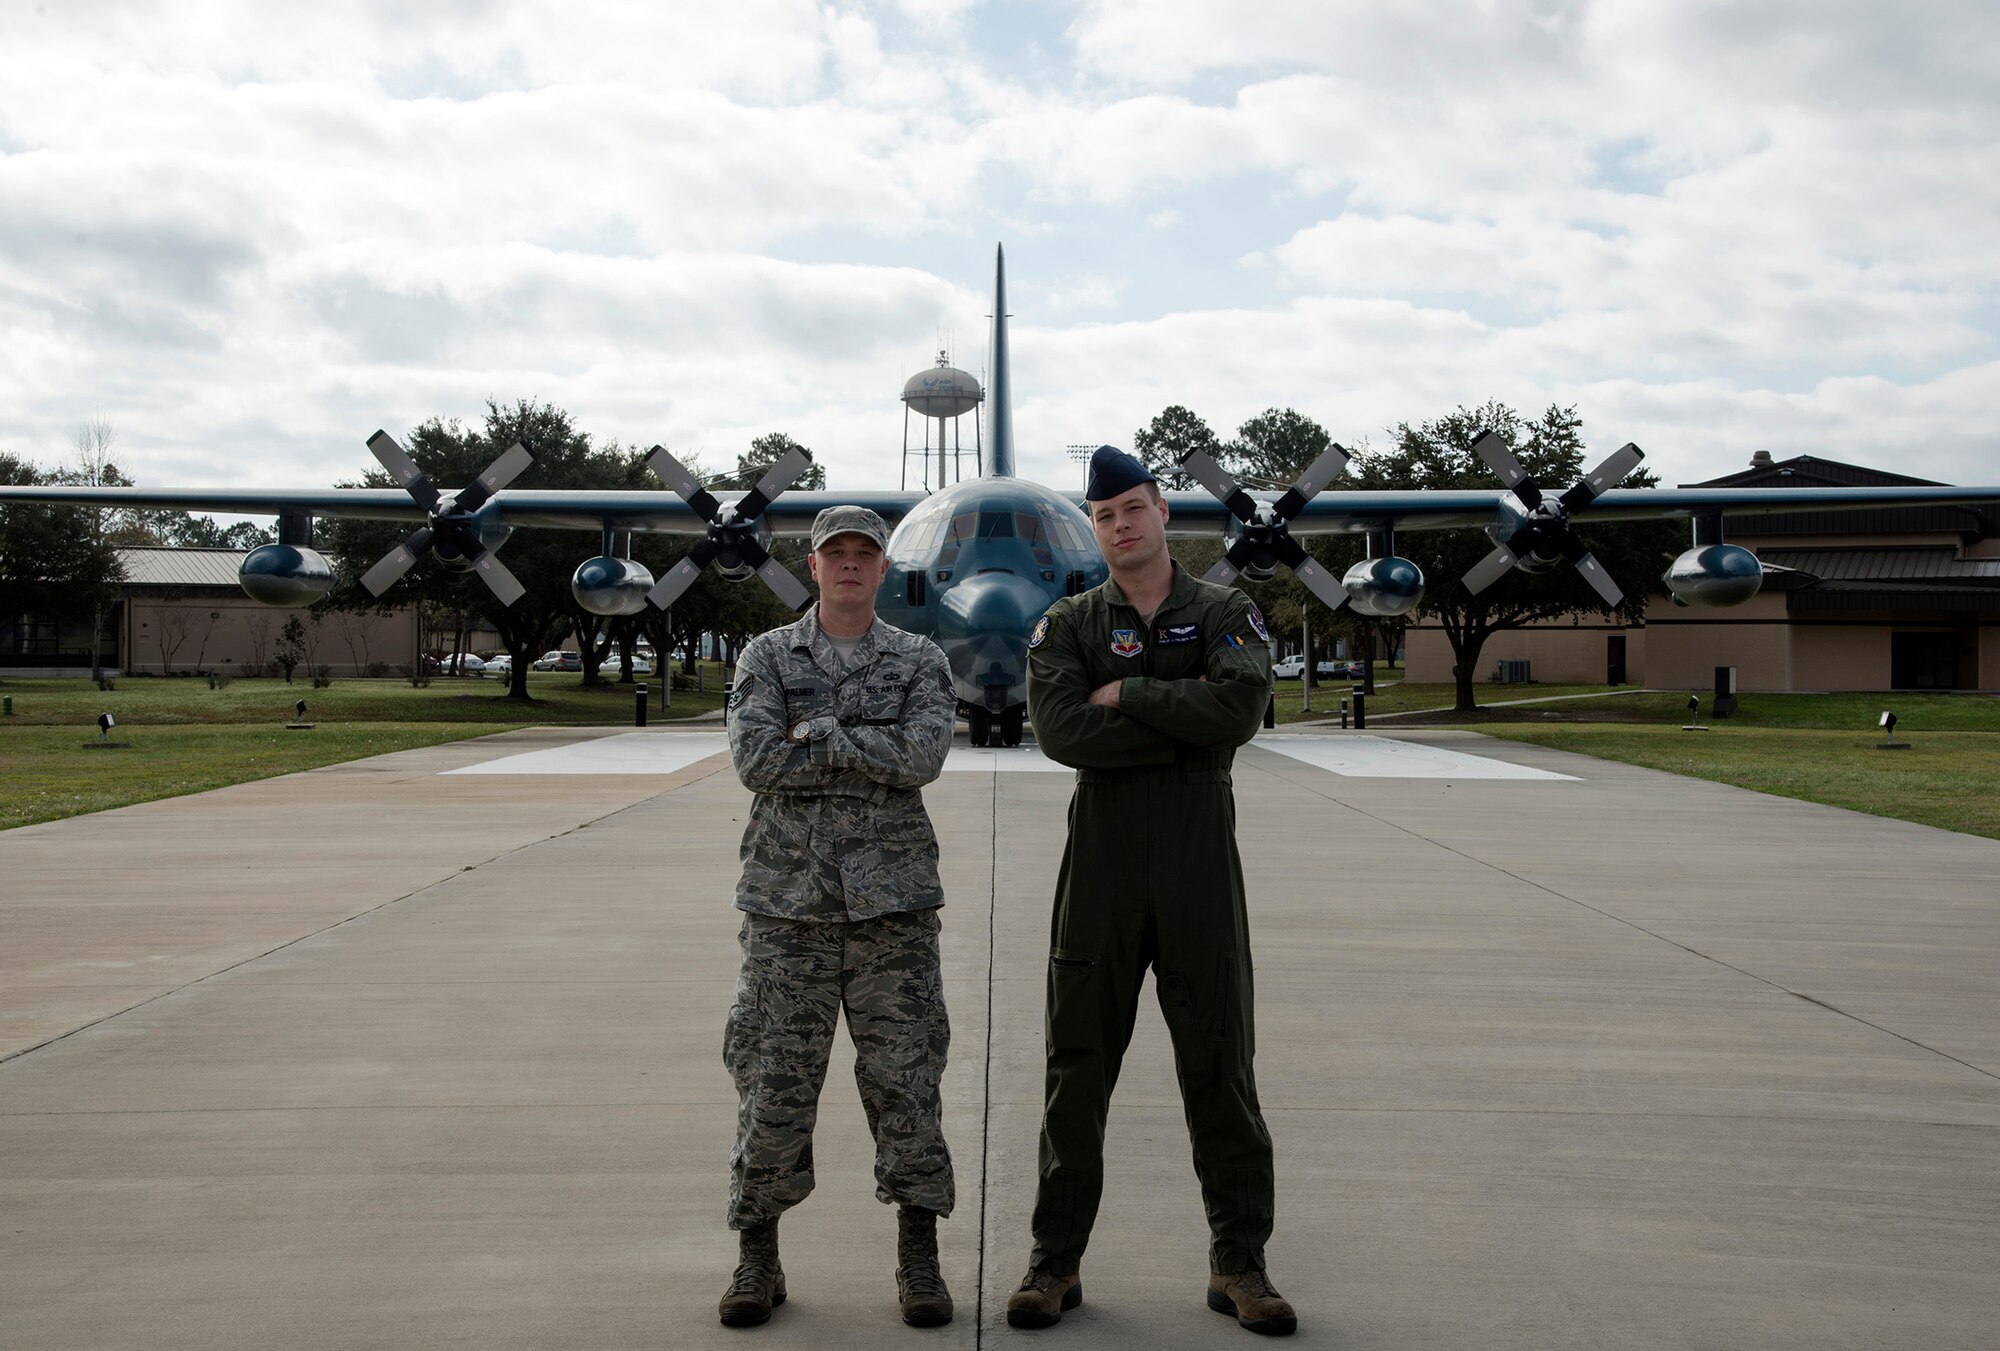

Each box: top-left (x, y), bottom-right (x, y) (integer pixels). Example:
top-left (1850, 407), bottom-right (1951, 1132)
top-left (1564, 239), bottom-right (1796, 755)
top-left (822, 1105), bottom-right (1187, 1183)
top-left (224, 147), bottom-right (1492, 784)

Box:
top-left (727, 607), bottom-right (956, 920)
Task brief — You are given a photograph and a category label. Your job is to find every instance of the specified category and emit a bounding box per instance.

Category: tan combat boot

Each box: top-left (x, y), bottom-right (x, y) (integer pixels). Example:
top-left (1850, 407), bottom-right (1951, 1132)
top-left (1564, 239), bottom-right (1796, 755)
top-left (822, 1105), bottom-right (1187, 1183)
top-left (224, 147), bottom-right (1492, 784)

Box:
top-left (1207, 1269), bottom-right (1297, 1336)
top-left (1005, 1264), bottom-right (1082, 1329)
top-left (718, 1219), bottom-right (787, 1327)
top-left (894, 1206), bottom-right (954, 1326)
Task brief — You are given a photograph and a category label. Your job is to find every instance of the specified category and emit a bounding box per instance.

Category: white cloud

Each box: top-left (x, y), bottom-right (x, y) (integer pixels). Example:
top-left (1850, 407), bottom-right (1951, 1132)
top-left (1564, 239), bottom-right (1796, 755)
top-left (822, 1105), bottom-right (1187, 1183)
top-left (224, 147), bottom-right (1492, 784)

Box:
top-left (0, 0), bottom-right (1995, 507)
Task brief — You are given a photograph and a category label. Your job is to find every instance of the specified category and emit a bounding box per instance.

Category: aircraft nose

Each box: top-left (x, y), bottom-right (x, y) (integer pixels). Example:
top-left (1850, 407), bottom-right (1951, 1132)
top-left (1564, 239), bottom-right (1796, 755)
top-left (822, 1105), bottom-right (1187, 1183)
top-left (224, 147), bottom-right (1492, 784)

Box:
top-left (939, 569), bottom-right (1047, 643)
top-left (937, 570), bottom-right (1049, 709)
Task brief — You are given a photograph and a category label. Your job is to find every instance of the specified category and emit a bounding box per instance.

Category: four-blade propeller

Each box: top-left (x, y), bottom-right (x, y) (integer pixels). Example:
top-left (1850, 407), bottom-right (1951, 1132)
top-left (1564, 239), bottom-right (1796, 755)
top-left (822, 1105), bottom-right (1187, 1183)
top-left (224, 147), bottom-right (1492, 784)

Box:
top-left (358, 431), bottom-right (534, 605)
top-left (1180, 444), bottom-right (1352, 611)
top-left (1461, 432), bottom-right (1645, 608)
top-left (643, 444), bottom-right (815, 612)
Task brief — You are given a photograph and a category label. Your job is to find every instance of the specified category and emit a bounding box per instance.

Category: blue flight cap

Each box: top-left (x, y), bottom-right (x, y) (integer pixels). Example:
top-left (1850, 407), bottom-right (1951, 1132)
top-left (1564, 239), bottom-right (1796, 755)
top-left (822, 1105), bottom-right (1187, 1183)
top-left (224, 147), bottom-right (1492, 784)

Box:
top-left (1084, 445), bottom-right (1156, 502)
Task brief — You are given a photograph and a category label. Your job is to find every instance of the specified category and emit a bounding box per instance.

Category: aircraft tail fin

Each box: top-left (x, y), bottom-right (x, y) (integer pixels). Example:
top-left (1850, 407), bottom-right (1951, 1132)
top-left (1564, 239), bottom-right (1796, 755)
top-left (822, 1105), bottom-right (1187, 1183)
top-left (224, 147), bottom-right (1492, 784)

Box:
top-left (986, 243), bottom-right (1016, 478)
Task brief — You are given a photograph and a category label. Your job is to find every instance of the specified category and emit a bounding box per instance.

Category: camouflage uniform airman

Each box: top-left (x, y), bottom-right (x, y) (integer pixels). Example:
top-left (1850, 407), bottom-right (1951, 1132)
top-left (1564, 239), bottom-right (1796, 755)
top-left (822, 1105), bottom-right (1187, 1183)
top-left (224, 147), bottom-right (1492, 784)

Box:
top-left (724, 606), bottom-right (958, 1230)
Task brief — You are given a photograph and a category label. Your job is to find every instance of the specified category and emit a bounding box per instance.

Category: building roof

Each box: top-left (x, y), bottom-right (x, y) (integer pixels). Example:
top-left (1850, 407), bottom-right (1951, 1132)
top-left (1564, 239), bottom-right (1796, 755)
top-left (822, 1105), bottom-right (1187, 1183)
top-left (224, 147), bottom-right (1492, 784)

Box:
top-left (1759, 546), bottom-right (2000, 586)
top-left (1683, 453), bottom-right (1995, 540)
top-left (117, 546), bottom-right (248, 589)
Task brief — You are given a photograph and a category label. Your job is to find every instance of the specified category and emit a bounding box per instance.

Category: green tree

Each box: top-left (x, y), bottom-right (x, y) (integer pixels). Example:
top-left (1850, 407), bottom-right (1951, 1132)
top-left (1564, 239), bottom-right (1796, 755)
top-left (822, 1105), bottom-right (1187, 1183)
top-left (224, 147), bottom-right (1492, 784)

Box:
top-left (1228, 407), bottom-right (1333, 488)
top-left (0, 452), bottom-right (126, 663)
top-left (1133, 405), bottom-right (1226, 490)
top-left (727, 432), bottom-right (826, 491)
top-left (275, 615), bottom-right (306, 683)
top-left (1349, 400), bottom-right (1680, 711)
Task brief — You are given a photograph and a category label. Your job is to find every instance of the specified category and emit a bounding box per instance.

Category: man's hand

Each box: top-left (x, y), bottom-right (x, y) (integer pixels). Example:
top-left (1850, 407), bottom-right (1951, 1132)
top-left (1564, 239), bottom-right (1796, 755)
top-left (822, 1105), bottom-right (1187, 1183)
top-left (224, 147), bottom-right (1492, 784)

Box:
top-left (1087, 680), bottom-right (1122, 709)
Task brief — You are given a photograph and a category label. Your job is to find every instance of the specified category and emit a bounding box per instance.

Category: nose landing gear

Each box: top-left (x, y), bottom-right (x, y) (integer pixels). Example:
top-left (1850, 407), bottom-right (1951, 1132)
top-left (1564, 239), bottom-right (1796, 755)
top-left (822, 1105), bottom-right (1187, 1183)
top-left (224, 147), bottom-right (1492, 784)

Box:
top-left (965, 705), bottom-right (1026, 747)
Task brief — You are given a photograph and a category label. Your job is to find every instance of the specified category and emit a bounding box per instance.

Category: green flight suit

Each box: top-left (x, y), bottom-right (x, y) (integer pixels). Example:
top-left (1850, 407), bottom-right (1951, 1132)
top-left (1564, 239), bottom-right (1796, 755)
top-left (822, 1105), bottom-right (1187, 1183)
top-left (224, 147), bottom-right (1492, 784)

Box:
top-left (1024, 562), bottom-right (1275, 1277)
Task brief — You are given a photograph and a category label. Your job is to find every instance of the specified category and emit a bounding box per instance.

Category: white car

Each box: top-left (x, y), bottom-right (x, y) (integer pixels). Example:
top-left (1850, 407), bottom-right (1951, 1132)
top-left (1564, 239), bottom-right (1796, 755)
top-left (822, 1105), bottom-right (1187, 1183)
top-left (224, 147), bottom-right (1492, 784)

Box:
top-left (1271, 655), bottom-right (1307, 680)
top-left (483, 653), bottom-right (513, 676)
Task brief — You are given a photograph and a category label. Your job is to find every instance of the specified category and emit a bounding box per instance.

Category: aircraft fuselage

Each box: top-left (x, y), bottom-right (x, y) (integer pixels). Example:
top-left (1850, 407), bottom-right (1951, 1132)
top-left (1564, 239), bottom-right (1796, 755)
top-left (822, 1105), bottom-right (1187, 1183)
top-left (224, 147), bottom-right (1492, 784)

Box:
top-left (874, 476), bottom-right (1108, 738)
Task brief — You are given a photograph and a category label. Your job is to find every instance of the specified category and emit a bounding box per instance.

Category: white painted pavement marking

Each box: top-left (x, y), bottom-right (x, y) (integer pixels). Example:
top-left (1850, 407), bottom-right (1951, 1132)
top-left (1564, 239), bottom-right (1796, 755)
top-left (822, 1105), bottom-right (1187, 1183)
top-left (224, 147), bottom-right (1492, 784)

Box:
top-left (440, 731), bottom-right (1572, 780)
top-left (1257, 735), bottom-right (1577, 780)
top-left (938, 745), bottom-right (1068, 772)
top-left (442, 732), bottom-right (731, 776)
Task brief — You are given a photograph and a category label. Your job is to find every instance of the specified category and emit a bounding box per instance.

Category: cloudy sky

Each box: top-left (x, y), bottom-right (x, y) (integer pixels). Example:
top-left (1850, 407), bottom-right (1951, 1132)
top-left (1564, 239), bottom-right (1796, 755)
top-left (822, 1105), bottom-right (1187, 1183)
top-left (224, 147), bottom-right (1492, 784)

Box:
top-left (3, 0), bottom-right (1996, 500)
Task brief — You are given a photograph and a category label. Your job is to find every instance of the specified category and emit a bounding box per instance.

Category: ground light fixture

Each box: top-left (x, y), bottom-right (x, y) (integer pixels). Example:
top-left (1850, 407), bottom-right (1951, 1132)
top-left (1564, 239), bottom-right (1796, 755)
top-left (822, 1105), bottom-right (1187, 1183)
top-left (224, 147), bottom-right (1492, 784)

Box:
top-left (1878, 710), bottom-right (1906, 750)
top-left (1682, 694), bottom-right (1708, 731)
top-left (288, 700), bottom-right (314, 731)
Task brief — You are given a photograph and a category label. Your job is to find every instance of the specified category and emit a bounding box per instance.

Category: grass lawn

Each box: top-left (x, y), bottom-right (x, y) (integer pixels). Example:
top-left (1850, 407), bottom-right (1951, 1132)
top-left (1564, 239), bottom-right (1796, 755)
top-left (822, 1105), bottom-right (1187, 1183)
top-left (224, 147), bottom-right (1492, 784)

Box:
top-left (1470, 724), bottom-right (2000, 841)
top-left (0, 669), bottom-right (730, 830)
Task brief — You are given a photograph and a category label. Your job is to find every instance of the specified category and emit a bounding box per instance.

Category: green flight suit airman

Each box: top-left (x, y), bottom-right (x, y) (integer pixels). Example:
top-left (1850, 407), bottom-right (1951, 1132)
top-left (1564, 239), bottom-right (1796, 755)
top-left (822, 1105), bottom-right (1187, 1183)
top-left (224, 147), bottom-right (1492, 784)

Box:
top-left (1024, 561), bottom-right (1276, 1278)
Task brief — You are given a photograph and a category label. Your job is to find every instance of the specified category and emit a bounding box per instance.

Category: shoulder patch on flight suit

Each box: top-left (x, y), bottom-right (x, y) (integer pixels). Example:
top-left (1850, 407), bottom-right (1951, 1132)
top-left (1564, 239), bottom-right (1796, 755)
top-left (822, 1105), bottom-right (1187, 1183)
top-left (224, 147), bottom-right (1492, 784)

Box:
top-left (1245, 603), bottom-right (1269, 642)
top-left (1029, 614), bottom-right (1051, 649)
top-left (1156, 622), bottom-right (1200, 645)
top-left (729, 674), bottom-right (755, 708)
top-left (1110, 629), bottom-right (1143, 658)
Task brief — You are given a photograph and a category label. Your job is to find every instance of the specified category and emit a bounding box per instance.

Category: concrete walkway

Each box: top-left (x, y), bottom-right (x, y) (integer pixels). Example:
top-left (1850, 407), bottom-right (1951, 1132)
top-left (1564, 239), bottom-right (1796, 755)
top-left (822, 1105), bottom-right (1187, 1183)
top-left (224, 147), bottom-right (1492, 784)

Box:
top-left (3, 727), bottom-right (1997, 1349)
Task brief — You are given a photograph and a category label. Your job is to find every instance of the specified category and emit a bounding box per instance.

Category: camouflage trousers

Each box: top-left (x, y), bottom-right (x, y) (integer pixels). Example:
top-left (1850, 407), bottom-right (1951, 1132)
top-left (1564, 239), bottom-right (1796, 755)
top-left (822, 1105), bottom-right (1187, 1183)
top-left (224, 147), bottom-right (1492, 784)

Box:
top-left (725, 908), bottom-right (954, 1229)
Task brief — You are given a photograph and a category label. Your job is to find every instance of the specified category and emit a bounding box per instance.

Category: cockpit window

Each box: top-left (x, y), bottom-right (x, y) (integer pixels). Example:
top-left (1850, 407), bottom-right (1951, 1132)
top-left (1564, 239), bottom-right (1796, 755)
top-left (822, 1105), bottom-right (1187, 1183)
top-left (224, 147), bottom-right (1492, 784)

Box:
top-left (1039, 505), bottom-right (1088, 554)
top-left (936, 512), bottom-right (977, 566)
top-left (1015, 513), bottom-right (1055, 565)
top-left (978, 509), bottom-right (1014, 540)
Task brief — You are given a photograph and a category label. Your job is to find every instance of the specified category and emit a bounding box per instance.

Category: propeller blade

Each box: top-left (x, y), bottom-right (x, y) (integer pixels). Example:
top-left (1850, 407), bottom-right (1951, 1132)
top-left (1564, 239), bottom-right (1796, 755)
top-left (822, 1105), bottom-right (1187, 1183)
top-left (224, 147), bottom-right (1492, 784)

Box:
top-left (647, 445), bottom-right (723, 521)
top-left (1558, 442), bottom-right (1645, 513)
top-left (1474, 430), bottom-right (1540, 510)
top-left (645, 538), bottom-right (725, 610)
top-left (735, 446), bottom-right (814, 521)
top-left (1180, 450), bottom-right (1260, 523)
top-left (359, 527), bottom-right (433, 596)
top-left (456, 440), bottom-right (535, 514)
top-left (1202, 556), bottom-right (1243, 587)
top-left (646, 557), bottom-right (706, 611)
top-left (1270, 443), bottom-right (1350, 520)
top-left (366, 431), bottom-right (441, 512)
top-left (1568, 549), bottom-right (1625, 608)
top-left (755, 556), bottom-right (813, 611)
top-left (1273, 535), bottom-right (1350, 612)
top-left (1462, 543), bottom-right (1519, 596)
top-left (472, 551), bottom-right (527, 607)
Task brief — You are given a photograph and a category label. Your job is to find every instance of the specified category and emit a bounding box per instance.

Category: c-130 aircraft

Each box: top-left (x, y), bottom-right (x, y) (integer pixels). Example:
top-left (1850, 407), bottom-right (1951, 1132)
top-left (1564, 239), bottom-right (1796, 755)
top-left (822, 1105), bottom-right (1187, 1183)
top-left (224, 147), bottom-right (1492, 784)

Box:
top-left (9, 245), bottom-right (2000, 746)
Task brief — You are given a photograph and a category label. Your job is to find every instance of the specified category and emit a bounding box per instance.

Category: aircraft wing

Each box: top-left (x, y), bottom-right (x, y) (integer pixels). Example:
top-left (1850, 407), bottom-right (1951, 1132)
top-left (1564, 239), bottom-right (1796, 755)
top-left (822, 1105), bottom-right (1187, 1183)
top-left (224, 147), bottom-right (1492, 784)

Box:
top-left (1157, 484), bottom-right (2000, 537)
top-left (0, 485), bottom-right (932, 535)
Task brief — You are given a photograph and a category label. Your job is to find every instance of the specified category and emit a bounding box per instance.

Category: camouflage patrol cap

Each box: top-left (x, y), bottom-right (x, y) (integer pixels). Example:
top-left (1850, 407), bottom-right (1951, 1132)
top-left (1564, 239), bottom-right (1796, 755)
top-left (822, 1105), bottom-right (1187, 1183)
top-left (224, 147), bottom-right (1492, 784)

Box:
top-left (810, 504), bottom-right (891, 552)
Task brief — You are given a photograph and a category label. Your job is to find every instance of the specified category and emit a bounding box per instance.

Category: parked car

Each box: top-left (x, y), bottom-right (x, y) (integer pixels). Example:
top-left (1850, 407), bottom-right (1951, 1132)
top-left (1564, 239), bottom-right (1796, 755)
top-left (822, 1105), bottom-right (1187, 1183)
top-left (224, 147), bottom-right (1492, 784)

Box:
top-left (1271, 655), bottom-right (1307, 680)
top-left (532, 650), bottom-right (582, 672)
top-left (483, 653), bottom-right (513, 676)
top-left (426, 652), bottom-right (485, 675)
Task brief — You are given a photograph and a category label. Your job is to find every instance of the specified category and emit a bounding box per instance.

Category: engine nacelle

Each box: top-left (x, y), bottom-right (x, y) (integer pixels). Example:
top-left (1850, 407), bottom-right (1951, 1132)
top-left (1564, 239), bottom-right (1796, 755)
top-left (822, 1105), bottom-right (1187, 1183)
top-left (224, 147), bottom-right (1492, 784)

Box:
top-left (238, 544), bottom-right (335, 607)
top-left (1663, 544), bottom-right (1762, 608)
top-left (571, 556), bottom-right (657, 616)
top-left (1342, 556), bottom-right (1425, 617)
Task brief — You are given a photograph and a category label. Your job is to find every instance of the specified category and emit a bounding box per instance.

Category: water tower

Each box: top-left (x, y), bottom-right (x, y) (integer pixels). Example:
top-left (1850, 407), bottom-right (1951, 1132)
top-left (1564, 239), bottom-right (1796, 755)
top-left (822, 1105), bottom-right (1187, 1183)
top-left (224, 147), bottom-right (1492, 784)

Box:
top-left (901, 351), bottom-right (983, 490)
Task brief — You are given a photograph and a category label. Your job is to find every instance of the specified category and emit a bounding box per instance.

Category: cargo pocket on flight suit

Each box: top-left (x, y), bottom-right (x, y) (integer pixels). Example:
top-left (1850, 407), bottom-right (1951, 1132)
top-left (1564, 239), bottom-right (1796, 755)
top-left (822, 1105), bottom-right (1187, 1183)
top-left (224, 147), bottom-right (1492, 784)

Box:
top-left (1046, 950), bottom-right (1099, 1052)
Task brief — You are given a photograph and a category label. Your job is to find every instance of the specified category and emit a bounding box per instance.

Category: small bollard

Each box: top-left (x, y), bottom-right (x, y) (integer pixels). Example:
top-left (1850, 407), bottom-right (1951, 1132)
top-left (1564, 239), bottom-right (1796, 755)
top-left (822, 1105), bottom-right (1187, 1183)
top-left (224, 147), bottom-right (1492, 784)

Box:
top-left (1352, 686), bottom-right (1366, 730)
top-left (635, 683), bottom-right (649, 727)
top-left (3, 694), bottom-right (12, 716)
top-left (1339, 697), bottom-right (1348, 729)
top-left (207, 670), bottom-right (216, 690)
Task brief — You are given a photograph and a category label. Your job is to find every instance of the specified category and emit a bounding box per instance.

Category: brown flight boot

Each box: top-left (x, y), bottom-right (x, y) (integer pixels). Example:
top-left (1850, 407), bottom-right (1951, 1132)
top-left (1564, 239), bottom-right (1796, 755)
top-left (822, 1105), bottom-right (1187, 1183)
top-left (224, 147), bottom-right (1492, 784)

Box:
top-left (1207, 1269), bottom-right (1297, 1336)
top-left (1005, 1264), bottom-right (1082, 1329)
top-left (894, 1206), bottom-right (954, 1326)
top-left (718, 1219), bottom-right (786, 1328)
